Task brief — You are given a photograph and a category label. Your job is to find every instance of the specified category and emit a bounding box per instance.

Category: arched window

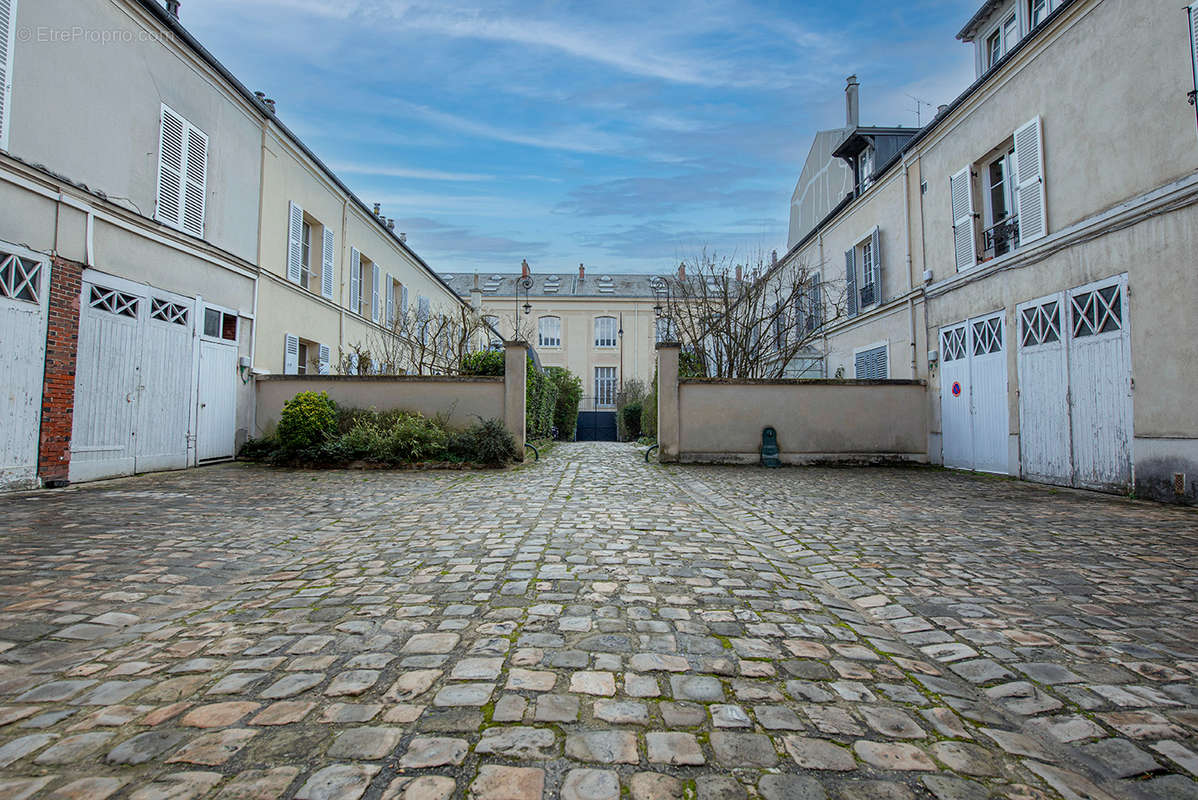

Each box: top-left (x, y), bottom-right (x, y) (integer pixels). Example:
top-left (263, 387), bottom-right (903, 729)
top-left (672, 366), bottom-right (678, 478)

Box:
top-left (594, 316), bottom-right (617, 348)
top-left (538, 315), bottom-right (562, 348)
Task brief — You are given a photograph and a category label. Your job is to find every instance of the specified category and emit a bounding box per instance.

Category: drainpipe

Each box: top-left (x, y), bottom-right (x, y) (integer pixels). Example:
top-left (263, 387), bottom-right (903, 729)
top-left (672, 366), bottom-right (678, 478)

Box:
top-left (903, 154), bottom-right (917, 377)
top-left (250, 117), bottom-right (267, 374)
top-left (339, 197), bottom-right (348, 353)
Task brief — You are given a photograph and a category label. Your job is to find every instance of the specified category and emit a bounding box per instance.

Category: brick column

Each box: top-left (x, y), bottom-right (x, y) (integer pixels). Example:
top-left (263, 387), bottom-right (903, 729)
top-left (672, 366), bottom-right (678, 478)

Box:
top-left (37, 257), bottom-right (84, 487)
top-left (656, 343), bottom-right (680, 463)
top-left (503, 341), bottom-right (527, 460)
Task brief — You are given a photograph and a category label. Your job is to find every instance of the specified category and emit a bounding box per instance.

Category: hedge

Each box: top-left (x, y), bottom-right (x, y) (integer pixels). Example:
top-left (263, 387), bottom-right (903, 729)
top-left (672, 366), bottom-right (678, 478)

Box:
top-left (547, 367), bottom-right (582, 440)
top-left (525, 357), bottom-right (558, 440)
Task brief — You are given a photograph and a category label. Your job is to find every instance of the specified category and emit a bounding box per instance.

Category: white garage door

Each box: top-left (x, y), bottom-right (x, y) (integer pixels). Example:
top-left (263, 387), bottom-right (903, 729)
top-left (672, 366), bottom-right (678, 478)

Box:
top-left (70, 275), bottom-right (197, 483)
top-left (197, 338), bottom-right (238, 461)
top-left (0, 246), bottom-right (50, 490)
top-left (939, 310), bottom-right (1009, 474)
top-left (1017, 274), bottom-right (1132, 491)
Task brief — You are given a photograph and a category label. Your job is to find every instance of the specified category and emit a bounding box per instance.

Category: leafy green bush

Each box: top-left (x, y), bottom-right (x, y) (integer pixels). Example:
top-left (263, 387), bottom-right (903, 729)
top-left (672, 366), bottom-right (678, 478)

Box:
top-left (385, 413), bottom-right (449, 462)
top-left (621, 401), bottom-right (643, 441)
top-left (460, 350), bottom-right (505, 376)
top-left (452, 417), bottom-right (518, 465)
top-left (276, 391), bottom-right (337, 454)
top-left (615, 378), bottom-right (647, 442)
top-left (641, 367), bottom-right (658, 439)
top-left (525, 358), bottom-right (558, 440)
top-left (238, 436), bottom-right (279, 461)
top-left (547, 367), bottom-right (582, 440)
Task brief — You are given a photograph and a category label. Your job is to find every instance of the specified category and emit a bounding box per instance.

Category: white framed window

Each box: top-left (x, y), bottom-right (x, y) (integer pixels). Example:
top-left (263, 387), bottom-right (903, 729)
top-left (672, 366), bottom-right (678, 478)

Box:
top-left (594, 366), bottom-right (617, 407)
top-left (201, 305), bottom-right (238, 342)
top-left (594, 316), bottom-right (617, 348)
top-left (1029, 0), bottom-right (1049, 28)
top-left (987, 29), bottom-right (1002, 69)
top-left (844, 228), bottom-right (881, 315)
top-left (538, 315), bottom-right (561, 348)
top-left (0, 0), bottom-right (16, 151)
top-left (300, 220), bottom-right (312, 287)
top-left (859, 146), bottom-right (875, 191)
top-left (982, 144), bottom-right (1017, 259)
top-left (0, 250), bottom-right (42, 305)
top-left (156, 104), bottom-right (208, 238)
top-left (854, 343), bottom-right (889, 380)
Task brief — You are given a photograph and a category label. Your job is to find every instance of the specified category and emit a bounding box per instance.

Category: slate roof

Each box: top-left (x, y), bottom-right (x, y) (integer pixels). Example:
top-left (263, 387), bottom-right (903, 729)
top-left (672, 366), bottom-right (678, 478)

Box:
top-left (440, 272), bottom-right (667, 299)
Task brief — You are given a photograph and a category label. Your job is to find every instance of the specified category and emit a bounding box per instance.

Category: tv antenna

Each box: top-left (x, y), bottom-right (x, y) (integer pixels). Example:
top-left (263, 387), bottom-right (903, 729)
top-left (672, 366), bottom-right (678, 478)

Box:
top-left (906, 94), bottom-right (935, 126)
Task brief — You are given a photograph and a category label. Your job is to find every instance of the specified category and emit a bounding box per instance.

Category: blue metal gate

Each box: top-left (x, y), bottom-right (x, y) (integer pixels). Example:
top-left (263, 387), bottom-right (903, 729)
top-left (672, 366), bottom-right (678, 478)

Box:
top-left (576, 411), bottom-right (617, 441)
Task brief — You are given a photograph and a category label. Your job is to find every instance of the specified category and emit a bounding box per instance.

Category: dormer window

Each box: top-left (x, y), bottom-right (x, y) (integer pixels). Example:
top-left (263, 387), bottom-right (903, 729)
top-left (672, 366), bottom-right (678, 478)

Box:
top-left (1029, 0), bottom-right (1048, 27)
top-left (859, 146), bottom-right (875, 191)
top-left (987, 13), bottom-right (1019, 69)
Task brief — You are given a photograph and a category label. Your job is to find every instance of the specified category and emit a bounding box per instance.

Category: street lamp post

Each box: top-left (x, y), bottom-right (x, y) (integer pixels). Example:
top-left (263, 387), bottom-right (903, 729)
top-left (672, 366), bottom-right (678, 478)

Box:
top-left (515, 274), bottom-right (533, 340)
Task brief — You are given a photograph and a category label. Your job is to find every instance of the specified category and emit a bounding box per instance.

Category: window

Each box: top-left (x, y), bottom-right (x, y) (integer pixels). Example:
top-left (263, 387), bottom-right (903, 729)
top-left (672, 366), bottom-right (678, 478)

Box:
top-left (384, 275), bottom-right (404, 329)
top-left (300, 221), bottom-right (312, 287)
top-left (1029, 0), bottom-right (1048, 27)
top-left (284, 334), bottom-right (328, 375)
top-left (594, 316), bottom-right (618, 348)
top-left (986, 14), bottom-right (1019, 69)
top-left (854, 344), bottom-right (888, 380)
top-left (150, 298), bottom-right (189, 326)
top-left (987, 30), bottom-right (1002, 68)
top-left (483, 315), bottom-right (502, 347)
top-left (89, 285), bottom-right (138, 318)
top-left (595, 366), bottom-right (617, 407)
top-left (0, 0), bottom-right (16, 150)
top-left (288, 203), bottom-right (334, 298)
top-left (983, 146), bottom-right (1018, 259)
top-left (859, 146), bottom-right (875, 192)
top-left (0, 251), bottom-right (41, 304)
top-left (156, 105), bottom-right (208, 238)
top-left (202, 307), bottom-right (237, 341)
top-left (349, 249), bottom-right (378, 318)
top-left (845, 228), bottom-right (881, 316)
top-left (538, 316), bottom-right (561, 348)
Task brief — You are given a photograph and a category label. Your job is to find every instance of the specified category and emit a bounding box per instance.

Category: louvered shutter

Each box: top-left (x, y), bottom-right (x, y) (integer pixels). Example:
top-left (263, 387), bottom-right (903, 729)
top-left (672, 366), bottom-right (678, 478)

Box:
top-left (401, 285), bottom-right (409, 314)
top-left (321, 228), bottom-right (335, 299)
top-left (371, 264), bottom-right (380, 322)
top-left (810, 278), bottom-right (822, 330)
top-left (870, 226), bottom-right (882, 297)
top-left (156, 106), bottom-right (186, 229)
top-left (283, 333), bottom-right (299, 375)
top-left (318, 344), bottom-right (330, 375)
top-left (385, 275), bottom-right (395, 328)
top-left (845, 248), bottom-right (858, 317)
top-left (349, 248), bottom-right (361, 314)
top-left (1013, 116), bottom-right (1047, 245)
top-left (0, 0), bottom-right (16, 150)
top-left (286, 202), bottom-right (304, 283)
top-left (950, 167), bottom-right (977, 271)
top-left (181, 124), bottom-right (208, 237)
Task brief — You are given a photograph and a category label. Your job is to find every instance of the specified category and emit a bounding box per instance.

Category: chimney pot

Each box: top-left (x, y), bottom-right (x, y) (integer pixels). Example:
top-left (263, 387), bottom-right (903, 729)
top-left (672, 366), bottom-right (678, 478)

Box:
top-left (578, 263), bottom-right (585, 281)
top-left (166, 0), bottom-right (181, 18)
top-left (735, 265), bottom-right (743, 282)
top-left (937, 104), bottom-right (949, 117)
top-left (264, 98), bottom-right (275, 114)
top-left (845, 75), bottom-right (860, 129)
top-left (771, 249), bottom-right (778, 266)
top-left (387, 219), bottom-right (395, 230)
top-left (399, 233), bottom-right (406, 243)
top-left (677, 262), bottom-right (686, 281)
top-left (372, 203), bottom-right (381, 217)
top-left (521, 259), bottom-right (531, 278)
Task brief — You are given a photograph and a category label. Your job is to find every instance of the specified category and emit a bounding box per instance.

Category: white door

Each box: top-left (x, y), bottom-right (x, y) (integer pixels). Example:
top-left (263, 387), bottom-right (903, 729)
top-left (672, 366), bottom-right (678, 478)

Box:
top-left (0, 248), bottom-right (50, 490)
top-left (70, 283), bottom-right (143, 482)
top-left (1067, 276), bottom-right (1132, 490)
top-left (196, 339), bottom-right (238, 461)
top-left (70, 276), bottom-right (197, 482)
top-left (1017, 293), bottom-right (1071, 485)
top-left (939, 323), bottom-right (972, 470)
top-left (135, 297), bottom-right (195, 472)
top-left (968, 312), bottom-right (1009, 474)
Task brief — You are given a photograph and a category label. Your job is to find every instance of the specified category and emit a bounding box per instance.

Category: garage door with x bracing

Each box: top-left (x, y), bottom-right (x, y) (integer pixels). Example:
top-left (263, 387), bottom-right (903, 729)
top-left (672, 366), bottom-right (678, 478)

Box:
top-left (1017, 274), bottom-right (1132, 491)
top-left (940, 310), bottom-right (1009, 474)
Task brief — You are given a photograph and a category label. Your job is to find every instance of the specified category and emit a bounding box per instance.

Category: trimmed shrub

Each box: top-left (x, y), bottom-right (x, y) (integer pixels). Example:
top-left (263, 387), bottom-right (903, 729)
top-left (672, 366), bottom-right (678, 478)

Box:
top-left (621, 401), bottom-right (643, 441)
top-left (460, 350), bottom-right (505, 376)
top-left (615, 378), bottom-right (647, 442)
top-left (525, 358), bottom-right (558, 440)
top-left (454, 418), bottom-right (518, 466)
top-left (641, 367), bottom-right (658, 439)
top-left (276, 391), bottom-right (337, 454)
top-left (547, 367), bottom-right (582, 440)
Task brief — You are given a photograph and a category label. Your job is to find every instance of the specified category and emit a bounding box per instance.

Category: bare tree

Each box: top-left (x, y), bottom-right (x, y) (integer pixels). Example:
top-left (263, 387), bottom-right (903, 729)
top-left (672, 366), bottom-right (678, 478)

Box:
top-left (339, 304), bottom-right (492, 376)
top-left (657, 249), bottom-right (846, 379)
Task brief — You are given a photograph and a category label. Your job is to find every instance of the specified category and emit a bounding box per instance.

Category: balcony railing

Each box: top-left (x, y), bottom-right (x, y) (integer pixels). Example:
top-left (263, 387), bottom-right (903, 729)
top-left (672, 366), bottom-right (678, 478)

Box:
top-left (858, 282), bottom-right (876, 308)
top-left (983, 214), bottom-right (1020, 260)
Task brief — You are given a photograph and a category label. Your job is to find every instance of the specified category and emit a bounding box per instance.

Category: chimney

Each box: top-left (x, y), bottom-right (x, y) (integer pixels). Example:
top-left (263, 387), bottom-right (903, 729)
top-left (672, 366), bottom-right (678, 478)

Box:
top-left (470, 273), bottom-right (482, 311)
top-left (165, 0), bottom-right (181, 18)
top-left (937, 104), bottom-right (949, 117)
top-left (372, 203), bottom-right (381, 217)
top-left (771, 249), bottom-right (778, 266)
top-left (845, 75), bottom-right (860, 129)
top-left (735, 265), bottom-right (743, 282)
top-left (399, 233), bottom-right (406, 243)
top-left (386, 218), bottom-right (395, 230)
top-left (578, 263), bottom-right (585, 281)
top-left (521, 259), bottom-right (531, 279)
top-left (677, 262), bottom-right (686, 281)
top-left (254, 91), bottom-right (276, 114)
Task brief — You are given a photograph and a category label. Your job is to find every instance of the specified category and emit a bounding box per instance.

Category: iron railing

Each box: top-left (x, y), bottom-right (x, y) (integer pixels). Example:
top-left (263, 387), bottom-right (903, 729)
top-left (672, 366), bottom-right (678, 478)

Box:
top-left (983, 214), bottom-right (1020, 259)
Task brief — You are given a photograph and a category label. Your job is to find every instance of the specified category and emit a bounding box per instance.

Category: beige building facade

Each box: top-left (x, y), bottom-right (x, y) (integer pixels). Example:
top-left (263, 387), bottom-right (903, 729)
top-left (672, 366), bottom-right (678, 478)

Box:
top-left (443, 266), bottom-right (662, 414)
top-left (773, 0), bottom-right (1198, 503)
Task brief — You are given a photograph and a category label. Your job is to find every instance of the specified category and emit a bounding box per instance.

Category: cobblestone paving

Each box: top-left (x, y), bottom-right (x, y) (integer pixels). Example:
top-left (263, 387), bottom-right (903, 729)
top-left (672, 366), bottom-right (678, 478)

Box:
top-left (0, 442), bottom-right (1195, 800)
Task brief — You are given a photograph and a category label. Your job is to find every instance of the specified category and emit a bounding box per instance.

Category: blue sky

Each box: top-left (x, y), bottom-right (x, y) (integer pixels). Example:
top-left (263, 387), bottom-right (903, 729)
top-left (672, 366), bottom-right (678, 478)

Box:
top-left (182, 0), bottom-right (979, 275)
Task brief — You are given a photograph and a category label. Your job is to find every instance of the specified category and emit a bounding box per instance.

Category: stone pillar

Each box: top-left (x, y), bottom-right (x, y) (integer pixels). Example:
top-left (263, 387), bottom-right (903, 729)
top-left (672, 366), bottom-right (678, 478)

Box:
top-left (656, 343), bottom-right (680, 463)
top-left (504, 341), bottom-right (527, 460)
top-left (38, 256), bottom-right (84, 487)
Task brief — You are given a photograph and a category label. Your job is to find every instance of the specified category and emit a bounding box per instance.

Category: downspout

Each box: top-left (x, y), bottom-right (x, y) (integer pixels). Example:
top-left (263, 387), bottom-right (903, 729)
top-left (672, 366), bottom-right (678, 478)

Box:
top-left (339, 196), bottom-right (348, 351)
top-left (817, 229), bottom-right (827, 375)
top-left (903, 154), bottom-right (917, 377)
top-left (250, 120), bottom-right (266, 372)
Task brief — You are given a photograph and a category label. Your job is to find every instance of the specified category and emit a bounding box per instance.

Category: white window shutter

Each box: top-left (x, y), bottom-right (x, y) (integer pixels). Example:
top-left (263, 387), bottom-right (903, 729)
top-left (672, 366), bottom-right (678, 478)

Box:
top-left (371, 264), bottom-right (380, 323)
top-left (321, 227), bottom-right (335, 299)
top-left (844, 248), bottom-right (858, 317)
top-left (318, 344), bottom-right (330, 374)
top-left (401, 285), bottom-right (409, 314)
top-left (283, 333), bottom-right (299, 375)
top-left (286, 202), bottom-right (304, 283)
top-left (0, 0), bottom-right (16, 150)
top-left (1013, 116), bottom-right (1047, 245)
top-left (349, 248), bottom-right (361, 314)
top-left (181, 123), bottom-right (208, 237)
top-left (156, 105), bottom-right (186, 229)
top-left (950, 167), bottom-right (977, 271)
top-left (385, 275), bottom-right (395, 328)
top-left (870, 226), bottom-right (882, 294)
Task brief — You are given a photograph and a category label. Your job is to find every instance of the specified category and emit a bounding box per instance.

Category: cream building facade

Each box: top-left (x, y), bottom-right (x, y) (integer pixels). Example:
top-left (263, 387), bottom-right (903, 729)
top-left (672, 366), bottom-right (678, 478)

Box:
top-left (773, 0), bottom-right (1198, 503)
top-left (442, 266), bottom-right (662, 416)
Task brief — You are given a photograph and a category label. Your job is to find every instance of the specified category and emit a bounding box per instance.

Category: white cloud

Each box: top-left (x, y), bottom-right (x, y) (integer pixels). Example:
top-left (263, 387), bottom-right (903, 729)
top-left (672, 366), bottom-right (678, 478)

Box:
top-left (332, 161), bottom-right (494, 182)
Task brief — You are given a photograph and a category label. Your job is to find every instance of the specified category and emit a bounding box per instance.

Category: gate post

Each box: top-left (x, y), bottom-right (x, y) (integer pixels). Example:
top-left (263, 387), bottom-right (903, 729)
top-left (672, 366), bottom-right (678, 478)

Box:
top-left (656, 343), bottom-right (680, 462)
top-left (503, 341), bottom-right (527, 460)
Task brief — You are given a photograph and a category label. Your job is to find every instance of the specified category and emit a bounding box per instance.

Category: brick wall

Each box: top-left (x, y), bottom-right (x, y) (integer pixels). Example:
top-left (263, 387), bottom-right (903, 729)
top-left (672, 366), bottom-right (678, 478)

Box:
top-left (37, 257), bottom-right (83, 486)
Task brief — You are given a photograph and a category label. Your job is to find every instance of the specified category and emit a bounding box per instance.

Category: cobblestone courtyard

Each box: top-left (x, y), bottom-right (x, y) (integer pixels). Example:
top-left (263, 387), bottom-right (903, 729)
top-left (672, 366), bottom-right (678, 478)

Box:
top-left (0, 442), bottom-right (1195, 800)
